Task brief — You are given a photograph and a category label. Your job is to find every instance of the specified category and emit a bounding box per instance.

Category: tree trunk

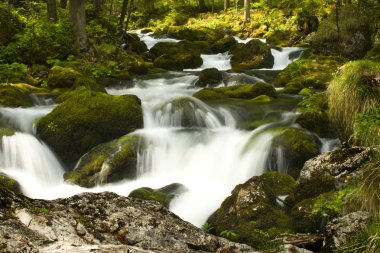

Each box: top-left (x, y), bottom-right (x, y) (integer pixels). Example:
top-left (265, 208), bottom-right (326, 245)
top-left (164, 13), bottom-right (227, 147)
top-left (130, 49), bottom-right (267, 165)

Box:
top-left (69, 0), bottom-right (88, 50)
top-left (211, 0), bottom-right (214, 12)
top-left (60, 0), bottom-right (67, 8)
top-left (199, 0), bottom-right (205, 11)
top-left (224, 0), bottom-right (229, 11)
top-left (336, 0), bottom-right (341, 42)
top-left (119, 0), bottom-right (129, 31)
top-left (244, 0), bottom-right (250, 22)
top-left (125, 0), bottom-right (134, 32)
top-left (47, 0), bottom-right (58, 23)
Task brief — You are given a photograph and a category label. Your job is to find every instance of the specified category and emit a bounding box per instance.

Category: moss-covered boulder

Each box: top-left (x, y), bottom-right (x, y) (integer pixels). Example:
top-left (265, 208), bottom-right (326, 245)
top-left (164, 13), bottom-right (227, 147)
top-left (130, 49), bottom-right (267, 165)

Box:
top-left (153, 54), bottom-right (183, 71)
top-left (229, 40), bottom-right (274, 70)
top-left (197, 68), bottom-right (223, 87)
top-left (64, 134), bottom-right (140, 187)
top-left (193, 82), bottom-right (277, 101)
top-left (0, 83), bottom-right (36, 107)
top-left (160, 26), bottom-right (223, 44)
top-left (129, 183), bottom-right (187, 208)
top-left (275, 55), bottom-right (343, 94)
top-left (36, 87), bottom-right (143, 166)
top-left (47, 66), bottom-right (81, 89)
top-left (295, 111), bottom-right (332, 137)
top-left (269, 128), bottom-right (320, 179)
top-left (118, 51), bottom-right (148, 75)
top-left (207, 172), bottom-right (295, 247)
top-left (73, 76), bottom-right (106, 93)
top-left (211, 36), bottom-right (237, 53)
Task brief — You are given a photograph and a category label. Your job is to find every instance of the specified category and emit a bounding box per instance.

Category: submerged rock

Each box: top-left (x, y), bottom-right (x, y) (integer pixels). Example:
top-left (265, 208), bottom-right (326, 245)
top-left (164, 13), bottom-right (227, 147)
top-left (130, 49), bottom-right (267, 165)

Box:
top-left (36, 87), bottom-right (143, 166)
top-left (230, 40), bottom-right (274, 70)
top-left (64, 134), bottom-right (141, 188)
top-left (207, 171), bottom-right (295, 247)
top-left (0, 186), bottom-right (256, 253)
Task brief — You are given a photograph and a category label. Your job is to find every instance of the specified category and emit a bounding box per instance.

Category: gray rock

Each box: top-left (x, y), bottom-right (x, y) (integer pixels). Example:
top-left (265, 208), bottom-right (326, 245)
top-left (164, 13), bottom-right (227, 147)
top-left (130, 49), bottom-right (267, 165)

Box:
top-left (0, 189), bottom-right (258, 253)
top-left (283, 244), bottom-right (314, 253)
top-left (324, 211), bottom-right (371, 252)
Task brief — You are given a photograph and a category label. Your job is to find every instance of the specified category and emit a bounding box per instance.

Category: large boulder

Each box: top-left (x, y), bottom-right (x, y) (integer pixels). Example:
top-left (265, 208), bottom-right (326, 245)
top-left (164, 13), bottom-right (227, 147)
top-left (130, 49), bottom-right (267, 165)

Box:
top-left (36, 88), bottom-right (143, 166)
top-left (64, 134), bottom-right (141, 187)
top-left (194, 82), bottom-right (277, 101)
top-left (211, 35), bottom-right (238, 53)
top-left (0, 190), bottom-right (256, 253)
top-left (207, 172), bottom-right (295, 247)
top-left (289, 147), bottom-right (373, 204)
top-left (268, 128), bottom-right (320, 179)
top-left (229, 40), bottom-right (274, 70)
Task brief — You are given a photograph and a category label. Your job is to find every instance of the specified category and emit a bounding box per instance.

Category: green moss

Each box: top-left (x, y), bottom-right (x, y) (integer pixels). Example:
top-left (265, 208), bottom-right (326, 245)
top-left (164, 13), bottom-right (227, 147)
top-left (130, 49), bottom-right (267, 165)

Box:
top-left (271, 128), bottom-right (320, 178)
top-left (353, 106), bottom-right (380, 147)
top-left (230, 39), bottom-right (274, 70)
top-left (73, 76), bottom-right (106, 93)
top-left (0, 173), bottom-right (21, 194)
top-left (47, 66), bottom-right (81, 89)
top-left (211, 35), bottom-right (237, 53)
top-left (250, 95), bottom-right (273, 103)
top-left (37, 87), bottom-right (143, 165)
top-left (194, 82), bottom-right (277, 101)
top-left (0, 83), bottom-right (34, 107)
top-left (197, 68), bottom-right (223, 87)
top-left (129, 187), bottom-right (171, 208)
top-left (276, 55), bottom-right (343, 94)
top-left (260, 171), bottom-right (296, 196)
top-left (0, 127), bottom-right (15, 137)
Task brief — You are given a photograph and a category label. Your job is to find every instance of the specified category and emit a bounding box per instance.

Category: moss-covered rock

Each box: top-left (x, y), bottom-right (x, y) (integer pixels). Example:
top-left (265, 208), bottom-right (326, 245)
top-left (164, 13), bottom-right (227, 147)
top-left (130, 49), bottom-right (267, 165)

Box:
top-left (207, 171), bottom-right (295, 247)
top-left (0, 127), bottom-right (15, 137)
top-left (129, 183), bottom-right (186, 208)
top-left (64, 134), bottom-right (140, 187)
top-left (0, 173), bottom-right (21, 194)
top-left (295, 111), bottom-right (332, 138)
top-left (197, 68), bottom-right (223, 87)
top-left (211, 36), bottom-right (237, 53)
top-left (36, 87), bottom-right (143, 166)
top-left (276, 55), bottom-right (343, 94)
top-left (194, 82), bottom-right (277, 101)
top-left (47, 66), bottom-right (81, 89)
top-left (250, 95), bottom-right (273, 103)
top-left (153, 54), bottom-right (183, 71)
top-left (158, 26), bottom-right (223, 44)
top-left (118, 51), bottom-right (148, 75)
top-left (73, 76), bottom-right (106, 93)
top-left (0, 83), bottom-right (35, 107)
top-left (229, 40), bottom-right (274, 70)
top-left (269, 128), bottom-right (320, 179)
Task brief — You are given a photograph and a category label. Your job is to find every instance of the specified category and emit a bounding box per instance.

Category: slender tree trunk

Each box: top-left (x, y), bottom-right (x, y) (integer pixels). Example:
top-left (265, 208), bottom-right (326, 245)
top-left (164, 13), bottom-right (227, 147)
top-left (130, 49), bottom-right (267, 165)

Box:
top-left (224, 0), bottom-right (229, 11)
top-left (94, 0), bottom-right (104, 16)
top-left (47, 0), bottom-right (58, 23)
top-left (199, 0), bottom-right (205, 11)
top-left (244, 0), bottom-right (250, 22)
top-left (336, 0), bottom-right (341, 42)
top-left (60, 0), bottom-right (67, 8)
top-left (69, 0), bottom-right (88, 50)
top-left (125, 0), bottom-right (134, 32)
top-left (119, 0), bottom-right (129, 31)
top-left (211, 0), bottom-right (214, 12)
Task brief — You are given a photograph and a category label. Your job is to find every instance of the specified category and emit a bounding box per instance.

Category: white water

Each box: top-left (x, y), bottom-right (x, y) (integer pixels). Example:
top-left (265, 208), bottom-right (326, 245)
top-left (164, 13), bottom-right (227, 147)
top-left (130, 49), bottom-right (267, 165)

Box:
top-left (134, 30), bottom-right (180, 49)
top-left (270, 47), bottom-right (304, 70)
top-left (0, 34), bottom-right (333, 227)
top-left (185, 52), bottom-right (232, 71)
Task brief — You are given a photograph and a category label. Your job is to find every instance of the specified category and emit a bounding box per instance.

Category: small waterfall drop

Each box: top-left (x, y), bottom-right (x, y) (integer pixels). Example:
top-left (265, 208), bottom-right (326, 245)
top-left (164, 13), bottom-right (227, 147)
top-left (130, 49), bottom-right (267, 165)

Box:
top-left (134, 30), bottom-right (180, 49)
top-left (185, 53), bottom-right (232, 71)
top-left (270, 47), bottom-right (304, 70)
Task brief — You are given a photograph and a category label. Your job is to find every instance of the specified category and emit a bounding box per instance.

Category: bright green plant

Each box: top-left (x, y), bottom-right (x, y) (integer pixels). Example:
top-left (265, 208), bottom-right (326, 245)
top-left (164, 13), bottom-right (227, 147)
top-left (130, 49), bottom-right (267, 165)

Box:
top-left (220, 229), bottom-right (238, 240)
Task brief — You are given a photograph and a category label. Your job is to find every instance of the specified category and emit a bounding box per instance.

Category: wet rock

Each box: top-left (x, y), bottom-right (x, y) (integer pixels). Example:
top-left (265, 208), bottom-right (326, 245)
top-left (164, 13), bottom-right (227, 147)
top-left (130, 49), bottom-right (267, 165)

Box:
top-left (64, 134), bottom-right (141, 187)
top-left (0, 83), bottom-right (35, 107)
top-left (230, 40), bottom-right (274, 70)
top-left (324, 211), bottom-right (371, 252)
top-left (47, 66), bottom-right (81, 89)
top-left (269, 128), bottom-right (320, 179)
top-left (0, 173), bottom-right (21, 195)
top-left (295, 111), bottom-right (333, 138)
top-left (36, 87), bottom-right (143, 166)
top-left (207, 172), bottom-right (296, 247)
top-left (0, 127), bottom-right (16, 138)
top-left (283, 244), bottom-right (314, 253)
top-left (211, 36), bottom-right (238, 53)
top-left (197, 68), bottom-right (223, 87)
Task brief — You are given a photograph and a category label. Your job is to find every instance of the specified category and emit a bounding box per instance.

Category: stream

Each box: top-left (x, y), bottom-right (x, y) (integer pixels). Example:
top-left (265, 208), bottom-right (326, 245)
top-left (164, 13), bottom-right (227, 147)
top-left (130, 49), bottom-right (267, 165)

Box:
top-left (0, 34), bottom-right (340, 227)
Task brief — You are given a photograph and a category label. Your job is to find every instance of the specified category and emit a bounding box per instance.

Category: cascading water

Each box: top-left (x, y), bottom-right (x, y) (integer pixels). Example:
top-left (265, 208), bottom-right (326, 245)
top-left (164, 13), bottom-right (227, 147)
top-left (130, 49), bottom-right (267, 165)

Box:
top-left (0, 32), bottom-right (340, 227)
top-left (134, 30), bottom-right (180, 49)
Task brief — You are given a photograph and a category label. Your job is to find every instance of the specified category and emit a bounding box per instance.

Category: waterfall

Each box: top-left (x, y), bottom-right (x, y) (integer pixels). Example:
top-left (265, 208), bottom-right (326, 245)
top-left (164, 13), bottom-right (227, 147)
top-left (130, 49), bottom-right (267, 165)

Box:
top-left (185, 52), bottom-right (232, 71)
top-left (134, 30), bottom-right (180, 49)
top-left (270, 47), bottom-right (304, 70)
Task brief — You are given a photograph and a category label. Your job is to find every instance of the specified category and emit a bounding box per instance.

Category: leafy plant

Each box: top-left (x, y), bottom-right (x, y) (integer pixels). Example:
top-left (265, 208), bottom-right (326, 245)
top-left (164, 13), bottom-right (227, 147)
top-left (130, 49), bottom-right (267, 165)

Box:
top-left (202, 222), bottom-right (213, 233)
top-left (220, 229), bottom-right (238, 240)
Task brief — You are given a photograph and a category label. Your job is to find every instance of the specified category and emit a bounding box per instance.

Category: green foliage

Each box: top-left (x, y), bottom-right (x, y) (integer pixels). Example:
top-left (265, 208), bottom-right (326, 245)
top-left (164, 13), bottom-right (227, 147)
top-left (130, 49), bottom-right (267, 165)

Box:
top-left (220, 229), bottom-right (238, 240)
top-left (0, 63), bottom-right (27, 83)
top-left (328, 60), bottom-right (380, 143)
top-left (311, 191), bottom-right (348, 218)
top-left (354, 107), bottom-right (380, 146)
top-left (202, 222), bottom-right (214, 233)
top-left (298, 91), bottom-right (328, 112)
